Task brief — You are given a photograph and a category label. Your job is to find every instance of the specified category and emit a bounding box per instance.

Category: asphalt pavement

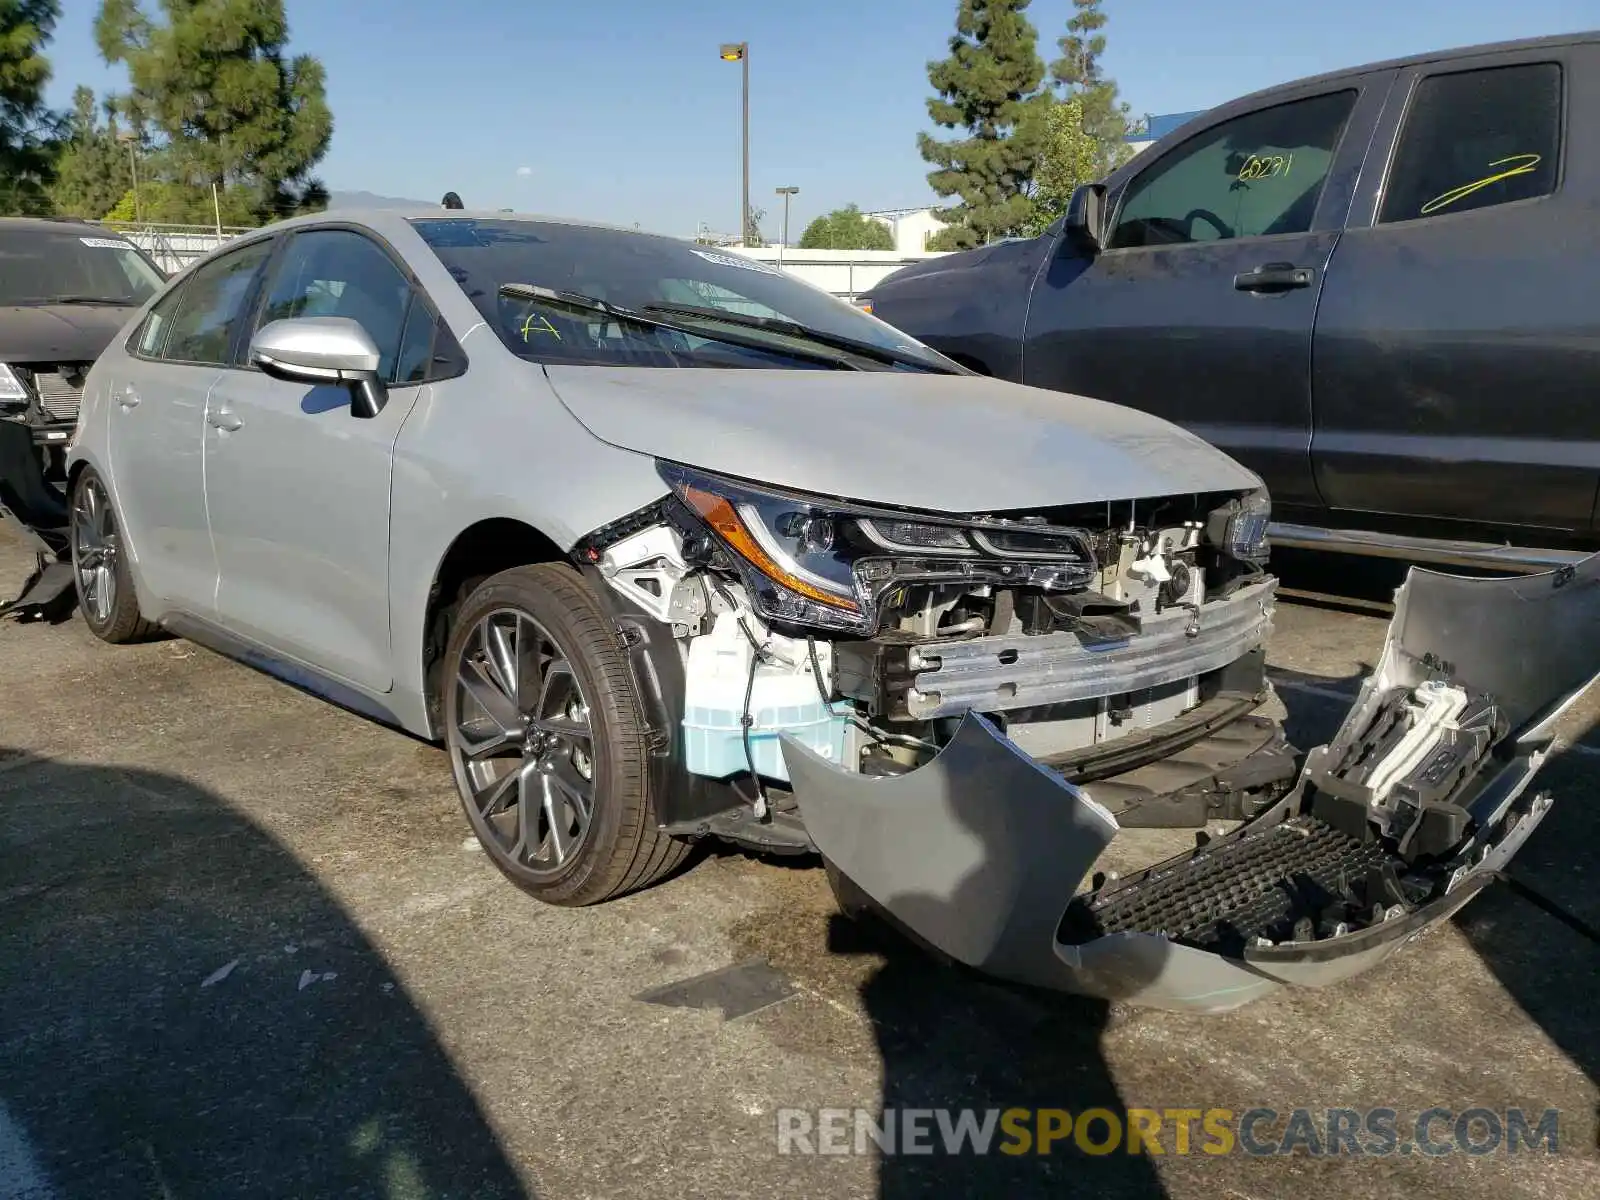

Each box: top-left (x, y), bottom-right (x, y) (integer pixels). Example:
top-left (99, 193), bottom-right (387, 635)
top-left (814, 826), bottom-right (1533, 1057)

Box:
top-left (1, 528), bottom-right (1596, 1199)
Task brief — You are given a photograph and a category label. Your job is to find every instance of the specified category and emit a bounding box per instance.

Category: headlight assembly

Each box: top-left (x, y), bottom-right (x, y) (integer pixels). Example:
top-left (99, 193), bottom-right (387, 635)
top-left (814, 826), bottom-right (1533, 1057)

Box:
top-left (656, 461), bottom-right (1097, 634)
top-left (0, 363), bottom-right (29, 411)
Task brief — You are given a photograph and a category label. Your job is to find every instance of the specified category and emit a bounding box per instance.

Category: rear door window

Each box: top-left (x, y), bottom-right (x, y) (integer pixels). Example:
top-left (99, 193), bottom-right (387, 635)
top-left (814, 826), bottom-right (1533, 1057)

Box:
top-left (1109, 91), bottom-right (1358, 249)
top-left (1378, 62), bottom-right (1561, 224)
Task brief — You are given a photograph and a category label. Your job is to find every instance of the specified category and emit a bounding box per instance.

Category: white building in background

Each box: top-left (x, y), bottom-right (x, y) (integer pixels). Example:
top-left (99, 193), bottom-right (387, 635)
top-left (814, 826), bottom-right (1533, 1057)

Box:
top-left (864, 207), bottom-right (948, 254)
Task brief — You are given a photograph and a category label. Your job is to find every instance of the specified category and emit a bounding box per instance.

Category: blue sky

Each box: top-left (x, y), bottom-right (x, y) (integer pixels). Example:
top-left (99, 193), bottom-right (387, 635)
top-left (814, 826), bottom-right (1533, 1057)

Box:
top-left (42, 0), bottom-right (1598, 237)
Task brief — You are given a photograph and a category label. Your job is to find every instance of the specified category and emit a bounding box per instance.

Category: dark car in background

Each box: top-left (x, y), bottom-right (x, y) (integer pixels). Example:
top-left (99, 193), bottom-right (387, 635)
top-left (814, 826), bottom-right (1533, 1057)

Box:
top-left (864, 32), bottom-right (1600, 570)
top-left (0, 218), bottom-right (167, 611)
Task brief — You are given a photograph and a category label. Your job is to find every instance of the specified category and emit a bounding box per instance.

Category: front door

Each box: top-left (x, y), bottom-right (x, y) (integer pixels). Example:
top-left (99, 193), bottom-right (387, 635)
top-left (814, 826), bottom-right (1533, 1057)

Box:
top-left (203, 228), bottom-right (434, 694)
top-left (1022, 80), bottom-right (1389, 512)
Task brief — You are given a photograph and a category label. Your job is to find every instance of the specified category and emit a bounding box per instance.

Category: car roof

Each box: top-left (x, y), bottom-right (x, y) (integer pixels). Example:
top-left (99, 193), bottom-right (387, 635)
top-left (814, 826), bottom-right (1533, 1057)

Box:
top-left (264, 207), bottom-right (687, 246)
top-left (1230, 29), bottom-right (1600, 107)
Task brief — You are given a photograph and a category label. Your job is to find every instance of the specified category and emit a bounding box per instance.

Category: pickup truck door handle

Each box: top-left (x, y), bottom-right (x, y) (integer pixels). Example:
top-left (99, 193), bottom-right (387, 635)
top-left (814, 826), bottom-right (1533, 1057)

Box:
top-left (1233, 263), bottom-right (1315, 293)
top-left (207, 409), bottom-right (244, 432)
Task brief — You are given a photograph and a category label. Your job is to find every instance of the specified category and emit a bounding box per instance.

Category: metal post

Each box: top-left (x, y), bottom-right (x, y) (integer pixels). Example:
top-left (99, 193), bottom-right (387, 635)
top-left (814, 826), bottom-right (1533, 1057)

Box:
top-left (128, 143), bottom-right (141, 224)
top-left (741, 47), bottom-right (750, 246)
top-left (775, 186), bottom-right (798, 268)
top-left (719, 42), bottom-right (751, 245)
top-left (212, 183), bottom-right (223, 235)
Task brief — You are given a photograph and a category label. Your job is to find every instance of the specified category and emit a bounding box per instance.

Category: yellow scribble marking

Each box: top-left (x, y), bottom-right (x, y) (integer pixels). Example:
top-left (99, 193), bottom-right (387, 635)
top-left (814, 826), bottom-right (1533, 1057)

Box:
top-left (1420, 153), bottom-right (1543, 215)
top-left (520, 313), bottom-right (562, 342)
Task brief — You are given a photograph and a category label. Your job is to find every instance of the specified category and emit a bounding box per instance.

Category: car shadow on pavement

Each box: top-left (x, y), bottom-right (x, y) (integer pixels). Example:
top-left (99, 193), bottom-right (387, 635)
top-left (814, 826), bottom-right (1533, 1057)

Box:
top-left (831, 909), bottom-right (1168, 1199)
top-left (0, 749), bottom-right (530, 1200)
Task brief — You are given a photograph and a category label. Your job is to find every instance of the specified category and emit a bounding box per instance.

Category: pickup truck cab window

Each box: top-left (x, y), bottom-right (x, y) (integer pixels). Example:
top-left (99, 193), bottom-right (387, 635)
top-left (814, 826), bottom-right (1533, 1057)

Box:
top-left (1379, 62), bottom-right (1561, 224)
top-left (1110, 91), bottom-right (1358, 249)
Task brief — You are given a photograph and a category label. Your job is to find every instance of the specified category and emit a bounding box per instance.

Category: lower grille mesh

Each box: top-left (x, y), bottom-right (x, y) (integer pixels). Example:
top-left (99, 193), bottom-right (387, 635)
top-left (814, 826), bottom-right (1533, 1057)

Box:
top-left (1063, 816), bottom-right (1396, 954)
top-left (32, 370), bottom-right (85, 423)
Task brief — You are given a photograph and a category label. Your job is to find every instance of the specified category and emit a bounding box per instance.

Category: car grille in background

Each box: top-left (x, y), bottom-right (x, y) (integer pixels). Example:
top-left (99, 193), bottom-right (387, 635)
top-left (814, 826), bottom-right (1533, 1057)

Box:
top-left (31, 370), bottom-right (86, 424)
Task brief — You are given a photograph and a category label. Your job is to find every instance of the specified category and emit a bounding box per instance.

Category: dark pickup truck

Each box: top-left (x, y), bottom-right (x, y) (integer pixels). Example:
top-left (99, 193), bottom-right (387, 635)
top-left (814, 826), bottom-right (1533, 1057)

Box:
top-left (864, 32), bottom-right (1600, 570)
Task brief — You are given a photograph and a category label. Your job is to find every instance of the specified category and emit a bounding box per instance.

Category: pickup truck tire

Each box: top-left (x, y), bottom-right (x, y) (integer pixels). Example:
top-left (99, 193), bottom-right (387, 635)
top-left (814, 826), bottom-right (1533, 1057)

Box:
top-left (69, 468), bottom-right (160, 645)
top-left (443, 562), bottom-right (691, 906)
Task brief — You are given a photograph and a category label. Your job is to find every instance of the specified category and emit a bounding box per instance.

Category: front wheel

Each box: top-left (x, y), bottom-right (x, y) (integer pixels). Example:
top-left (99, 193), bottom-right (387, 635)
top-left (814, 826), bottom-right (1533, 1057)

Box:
top-left (69, 468), bottom-right (159, 644)
top-left (442, 563), bottom-right (690, 905)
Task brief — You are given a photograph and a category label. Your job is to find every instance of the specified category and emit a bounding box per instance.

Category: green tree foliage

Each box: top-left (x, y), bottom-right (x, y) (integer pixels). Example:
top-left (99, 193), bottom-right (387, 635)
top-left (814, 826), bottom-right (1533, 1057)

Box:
top-left (102, 178), bottom-right (258, 225)
top-left (1022, 95), bottom-right (1097, 235)
top-left (925, 225), bottom-right (971, 253)
top-left (49, 85), bottom-right (131, 218)
top-left (0, 0), bottom-right (61, 215)
top-left (918, 0), bottom-right (1049, 249)
top-left (94, 0), bottom-right (332, 223)
top-left (1048, 0), bottom-right (1134, 175)
top-left (798, 204), bottom-right (895, 251)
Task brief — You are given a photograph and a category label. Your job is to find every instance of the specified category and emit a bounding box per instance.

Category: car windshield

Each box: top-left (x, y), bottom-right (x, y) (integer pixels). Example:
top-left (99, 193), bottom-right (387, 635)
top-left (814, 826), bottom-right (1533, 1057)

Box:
top-left (0, 228), bottom-right (165, 306)
top-left (411, 217), bottom-right (953, 372)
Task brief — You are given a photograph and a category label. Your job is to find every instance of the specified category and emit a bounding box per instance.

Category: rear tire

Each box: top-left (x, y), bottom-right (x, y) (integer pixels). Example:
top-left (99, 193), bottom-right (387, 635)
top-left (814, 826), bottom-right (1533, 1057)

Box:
top-left (443, 562), bottom-right (689, 905)
top-left (69, 468), bottom-right (159, 644)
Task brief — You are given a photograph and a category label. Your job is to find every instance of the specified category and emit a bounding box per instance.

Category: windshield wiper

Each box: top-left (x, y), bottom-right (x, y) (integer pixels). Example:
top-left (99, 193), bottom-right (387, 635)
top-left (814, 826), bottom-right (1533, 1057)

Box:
top-left (45, 295), bottom-right (134, 306)
top-left (498, 284), bottom-right (863, 370)
top-left (639, 302), bottom-right (962, 374)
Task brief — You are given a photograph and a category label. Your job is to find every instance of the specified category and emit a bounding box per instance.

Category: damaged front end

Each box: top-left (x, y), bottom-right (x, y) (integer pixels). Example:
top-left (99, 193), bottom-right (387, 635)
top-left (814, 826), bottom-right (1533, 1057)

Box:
top-left (578, 458), bottom-right (1299, 892)
top-left (785, 554), bottom-right (1600, 1013)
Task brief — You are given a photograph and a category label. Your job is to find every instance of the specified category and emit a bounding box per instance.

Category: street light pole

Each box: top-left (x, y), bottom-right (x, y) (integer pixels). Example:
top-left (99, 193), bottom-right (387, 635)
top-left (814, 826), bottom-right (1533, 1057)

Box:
top-left (775, 186), bottom-right (798, 267)
top-left (719, 42), bottom-right (750, 244)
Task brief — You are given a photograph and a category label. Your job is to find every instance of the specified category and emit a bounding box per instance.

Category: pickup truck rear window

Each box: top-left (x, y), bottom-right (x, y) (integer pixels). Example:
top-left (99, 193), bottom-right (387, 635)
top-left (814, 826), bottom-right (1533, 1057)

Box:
top-left (1109, 90), bottom-right (1357, 249)
top-left (1379, 63), bottom-right (1561, 224)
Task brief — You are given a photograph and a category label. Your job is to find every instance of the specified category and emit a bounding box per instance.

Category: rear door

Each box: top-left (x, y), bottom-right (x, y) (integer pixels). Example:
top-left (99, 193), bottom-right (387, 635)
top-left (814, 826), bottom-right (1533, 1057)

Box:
top-left (1022, 77), bottom-right (1391, 513)
top-left (1311, 46), bottom-right (1598, 538)
top-left (108, 237), bottom-right (275, 614)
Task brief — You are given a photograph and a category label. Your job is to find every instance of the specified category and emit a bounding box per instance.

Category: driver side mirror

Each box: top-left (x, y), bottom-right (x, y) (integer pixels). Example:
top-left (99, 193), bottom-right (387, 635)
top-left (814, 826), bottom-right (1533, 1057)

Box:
top-left (1063, 183), bottom-right (1108, 255)
top-left (250, 317), bottom-right (388, 419)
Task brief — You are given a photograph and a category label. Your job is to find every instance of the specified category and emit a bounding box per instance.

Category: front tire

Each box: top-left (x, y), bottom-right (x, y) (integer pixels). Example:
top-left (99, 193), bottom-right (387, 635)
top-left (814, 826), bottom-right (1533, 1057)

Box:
top-left (442, 563), bottom-right (689, 905)
top-left (69, 468), bottom-right (158, 644)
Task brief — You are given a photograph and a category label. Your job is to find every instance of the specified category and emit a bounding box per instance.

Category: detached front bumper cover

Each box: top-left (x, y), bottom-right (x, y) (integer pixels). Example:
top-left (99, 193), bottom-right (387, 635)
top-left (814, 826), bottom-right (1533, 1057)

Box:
top-left (784, 555), bottom-right (1600, 1013)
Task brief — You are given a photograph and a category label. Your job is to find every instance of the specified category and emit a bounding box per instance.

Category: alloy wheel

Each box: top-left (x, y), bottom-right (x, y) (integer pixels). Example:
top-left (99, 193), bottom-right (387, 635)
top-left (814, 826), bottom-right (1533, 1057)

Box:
top-left (449, 608), bottom-right (596, 877)
top-left (72, 475), bottom-right (118, 626)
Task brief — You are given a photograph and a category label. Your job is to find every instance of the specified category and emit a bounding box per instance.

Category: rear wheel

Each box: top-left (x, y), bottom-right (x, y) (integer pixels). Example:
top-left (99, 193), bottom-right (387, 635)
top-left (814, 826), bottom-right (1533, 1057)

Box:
top-left (70, 468), bottom-right (158, 644)
top-left (442, 563), bottom-right (689, 905)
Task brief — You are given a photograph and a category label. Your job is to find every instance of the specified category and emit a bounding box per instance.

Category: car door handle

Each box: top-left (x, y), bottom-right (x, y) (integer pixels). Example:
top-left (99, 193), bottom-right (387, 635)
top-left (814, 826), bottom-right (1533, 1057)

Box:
top-left (115, 388), bottom-right (140, 409)
top-left (207, 409), bottom-right (244, 432)
top-left (1233, 263), bottom-right (1315, 293)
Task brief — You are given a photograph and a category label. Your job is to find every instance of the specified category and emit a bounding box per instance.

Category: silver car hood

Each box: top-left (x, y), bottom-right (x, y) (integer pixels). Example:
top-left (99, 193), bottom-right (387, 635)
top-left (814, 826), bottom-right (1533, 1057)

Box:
top-left (541, 366), bottom-right (1260, 513)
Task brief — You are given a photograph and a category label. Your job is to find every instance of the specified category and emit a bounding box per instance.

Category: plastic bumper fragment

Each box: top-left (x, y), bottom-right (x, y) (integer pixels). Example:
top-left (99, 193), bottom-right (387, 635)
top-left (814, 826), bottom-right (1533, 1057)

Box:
top-left (786, 553), bottom-right (1600, 1013)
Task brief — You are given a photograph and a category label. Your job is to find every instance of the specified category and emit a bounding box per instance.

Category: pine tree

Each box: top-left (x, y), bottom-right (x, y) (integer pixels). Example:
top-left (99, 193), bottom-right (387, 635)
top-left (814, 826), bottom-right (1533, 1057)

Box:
top-left (918, 0), bottom-right (1050, 249)
top-left (95, 0), bottom-right (332, 224)
top-left (49, 86), bottom-right (131, 219)
top-left (1048, 0), bottom-right (1133, 175)
top-left (0, 0), bottom-right (62, 215)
